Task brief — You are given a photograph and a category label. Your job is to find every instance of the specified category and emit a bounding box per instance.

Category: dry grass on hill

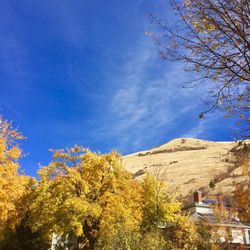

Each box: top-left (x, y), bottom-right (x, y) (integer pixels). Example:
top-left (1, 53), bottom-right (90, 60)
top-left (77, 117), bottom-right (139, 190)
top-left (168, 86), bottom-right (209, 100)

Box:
top-left (123, 138), bottom-right (248, 202)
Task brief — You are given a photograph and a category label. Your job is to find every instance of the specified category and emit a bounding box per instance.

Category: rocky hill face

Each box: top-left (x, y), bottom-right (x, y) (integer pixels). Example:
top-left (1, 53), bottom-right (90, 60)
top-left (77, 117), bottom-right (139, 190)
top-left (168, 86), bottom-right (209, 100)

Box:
top-left (123, 138), bottom-right (247, 202)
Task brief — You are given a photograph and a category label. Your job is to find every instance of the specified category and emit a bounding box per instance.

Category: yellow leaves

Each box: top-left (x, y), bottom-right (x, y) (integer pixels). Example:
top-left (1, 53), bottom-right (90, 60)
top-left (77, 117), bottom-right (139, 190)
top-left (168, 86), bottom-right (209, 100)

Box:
top-left (29, 147), bottom-right (145, 246)
top-left (141, 174), bottom-right (181, 232)
top-left (191, 16), bottom-right (215, 34)
top-left (239, 76), bottom-right (245, 81)
top-left (28, 146), bottom-right (186, 248)
top-left (73, 223), bottom-right (83, 237)
top-left (203, 22), bottom-right (215, 33)
top-left (0, 116), bottom-right (191, 247)
top-left (8, 146), bottom-right (22, 160)
top-left (234, 149), bottom-right (250, 222)
top-left (0, 117), bottom-right (29, 240)
top-left (0, 138), bottom-right (6, 156)
top-left (99, 178), bottom-right (142, 238)
top-left (211, 43), bottom-right (218, 50)
top-left (162, 202), bottom-right (181, 222)
top-left (164, 215), bottom-right (199, 250)
top-left (0, 116), bottom-right (24, 143)
top-left (63, 197), bottom-right (88, 214)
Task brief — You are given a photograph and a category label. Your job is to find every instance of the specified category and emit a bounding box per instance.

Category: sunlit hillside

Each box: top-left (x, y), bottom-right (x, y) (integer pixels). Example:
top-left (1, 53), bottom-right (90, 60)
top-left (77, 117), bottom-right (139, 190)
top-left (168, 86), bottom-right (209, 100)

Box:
top-left (123, 138), bottom-right (248, 202)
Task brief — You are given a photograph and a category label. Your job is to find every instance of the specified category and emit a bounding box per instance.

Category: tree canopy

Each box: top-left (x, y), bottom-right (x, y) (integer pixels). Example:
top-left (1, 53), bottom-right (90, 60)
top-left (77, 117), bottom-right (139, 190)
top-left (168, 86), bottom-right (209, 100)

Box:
top-left (1, 114), bottom-right (244, 249)
top-left (234, 146), bottom-right (250, 222)
top-left (28, 147), bottom-right (186, 249)
top-left (29, 147), bottom-right (143, 249)
top-left (0, 116), bottom-right (34, 240)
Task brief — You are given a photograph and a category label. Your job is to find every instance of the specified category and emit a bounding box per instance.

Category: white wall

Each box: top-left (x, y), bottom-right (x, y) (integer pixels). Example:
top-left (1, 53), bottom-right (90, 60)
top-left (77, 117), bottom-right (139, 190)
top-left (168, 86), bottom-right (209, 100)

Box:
top-left (245, 229), bottom-right (250, 244)
top-left (231, 229), bottom-right (244, 244)
top-left (195, 206), bottom-right (213, 214)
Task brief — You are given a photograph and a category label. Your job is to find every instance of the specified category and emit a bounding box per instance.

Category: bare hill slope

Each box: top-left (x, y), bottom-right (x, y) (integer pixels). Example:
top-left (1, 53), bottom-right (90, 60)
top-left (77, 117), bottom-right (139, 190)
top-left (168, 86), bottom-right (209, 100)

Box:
top-left (123, 138), bottom-right (247, 201)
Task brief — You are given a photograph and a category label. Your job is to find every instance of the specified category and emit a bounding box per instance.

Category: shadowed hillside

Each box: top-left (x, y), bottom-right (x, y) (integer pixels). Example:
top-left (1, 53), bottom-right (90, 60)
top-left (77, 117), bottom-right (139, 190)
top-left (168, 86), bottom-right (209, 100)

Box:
top-left (123, 138), bottom-right (248, 202)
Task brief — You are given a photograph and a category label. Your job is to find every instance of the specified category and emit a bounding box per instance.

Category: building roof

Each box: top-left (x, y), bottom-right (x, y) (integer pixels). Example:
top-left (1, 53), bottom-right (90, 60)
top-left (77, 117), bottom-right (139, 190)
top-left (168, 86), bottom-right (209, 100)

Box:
top-left (194, 212), bottom-right (250, 229)
top-left (183, 192), bottom-right (250, 229)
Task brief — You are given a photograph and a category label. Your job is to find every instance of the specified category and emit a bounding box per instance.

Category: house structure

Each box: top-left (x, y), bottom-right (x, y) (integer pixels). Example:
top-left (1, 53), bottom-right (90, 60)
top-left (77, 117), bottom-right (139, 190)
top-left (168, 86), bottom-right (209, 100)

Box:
top-left (183, 191), bottom-right (250, 248)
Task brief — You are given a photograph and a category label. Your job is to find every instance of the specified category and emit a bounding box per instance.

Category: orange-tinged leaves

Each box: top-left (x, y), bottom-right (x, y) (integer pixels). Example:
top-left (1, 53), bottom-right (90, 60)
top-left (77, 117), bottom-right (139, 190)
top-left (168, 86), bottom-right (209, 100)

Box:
top-left (234, 149), bottom-right (250, 222)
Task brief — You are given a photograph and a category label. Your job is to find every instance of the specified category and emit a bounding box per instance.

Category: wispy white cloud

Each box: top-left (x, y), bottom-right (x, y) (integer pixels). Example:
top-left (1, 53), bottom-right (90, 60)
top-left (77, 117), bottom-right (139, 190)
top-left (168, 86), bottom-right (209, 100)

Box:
top-left (181, 116), bottom-right (217, 139)
top-left (101, 38), bottom-right (208, 152)
top-left (20, 1), bottom-right (215, 154)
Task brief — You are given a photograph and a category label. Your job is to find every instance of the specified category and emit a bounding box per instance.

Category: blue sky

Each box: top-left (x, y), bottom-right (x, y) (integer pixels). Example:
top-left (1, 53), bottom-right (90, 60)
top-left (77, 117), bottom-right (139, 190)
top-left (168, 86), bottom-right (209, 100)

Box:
top-left (0, 0), bottom-right (236, 176)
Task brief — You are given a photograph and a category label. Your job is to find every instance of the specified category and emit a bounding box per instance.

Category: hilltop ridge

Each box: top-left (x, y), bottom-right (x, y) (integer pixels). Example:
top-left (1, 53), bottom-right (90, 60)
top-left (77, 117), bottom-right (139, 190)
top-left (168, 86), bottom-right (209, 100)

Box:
top-left (123, 138), bottom-right (247, 202)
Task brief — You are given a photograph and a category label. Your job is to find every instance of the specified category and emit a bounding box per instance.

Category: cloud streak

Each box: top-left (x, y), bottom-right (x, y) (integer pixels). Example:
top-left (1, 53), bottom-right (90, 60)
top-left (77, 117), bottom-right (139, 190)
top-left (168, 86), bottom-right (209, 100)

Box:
top-left (101, 38), bottom-right (210, 153)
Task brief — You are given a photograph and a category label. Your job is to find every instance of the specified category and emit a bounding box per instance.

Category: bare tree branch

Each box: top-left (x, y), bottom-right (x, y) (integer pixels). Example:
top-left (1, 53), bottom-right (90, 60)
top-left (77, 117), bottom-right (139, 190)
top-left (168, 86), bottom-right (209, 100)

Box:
top-left (148, 0), bottom-right (250, 138)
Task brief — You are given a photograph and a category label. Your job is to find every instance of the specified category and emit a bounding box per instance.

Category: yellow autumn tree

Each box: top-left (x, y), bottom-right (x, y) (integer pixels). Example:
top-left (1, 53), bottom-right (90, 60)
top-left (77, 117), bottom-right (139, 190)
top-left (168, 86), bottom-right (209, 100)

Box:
top-left (141, 174), bottom-right (181, 232)
top-left (140, 174), bottom-right (210, 250)
top-left (234, 147), bottom-right (250, 222)
top-left (29, 147), bottom-right (143, 249)
top-left (163, 215), bottom-right (199, 250)
top-left (0, 116), bottom-right (33, 240)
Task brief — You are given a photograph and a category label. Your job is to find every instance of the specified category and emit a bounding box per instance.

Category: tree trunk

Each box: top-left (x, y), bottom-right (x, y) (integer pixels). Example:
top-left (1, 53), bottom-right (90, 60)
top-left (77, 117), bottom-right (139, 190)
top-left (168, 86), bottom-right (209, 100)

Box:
top-left (87, 238), bottom-right (96, 250)
top-left (82, 220), bottom-right (99, 250)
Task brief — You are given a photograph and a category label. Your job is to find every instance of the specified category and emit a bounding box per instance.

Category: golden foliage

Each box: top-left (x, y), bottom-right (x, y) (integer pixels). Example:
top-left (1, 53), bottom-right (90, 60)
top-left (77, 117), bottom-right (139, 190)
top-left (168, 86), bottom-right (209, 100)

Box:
top-left (29, 147), bottom-right (143, 248)
top-left (0, 117), bottom-right (215, 249)
top-left (29, 147), bottom-right (186, 249)
top-left (0, 116), bottom-right (33, 240)
top-left (234, 150), bottom-right (250, 222)
top-left (164, 215), bottom-right (199, 250)
top-left (141, 174), bottom-right (181, 231)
